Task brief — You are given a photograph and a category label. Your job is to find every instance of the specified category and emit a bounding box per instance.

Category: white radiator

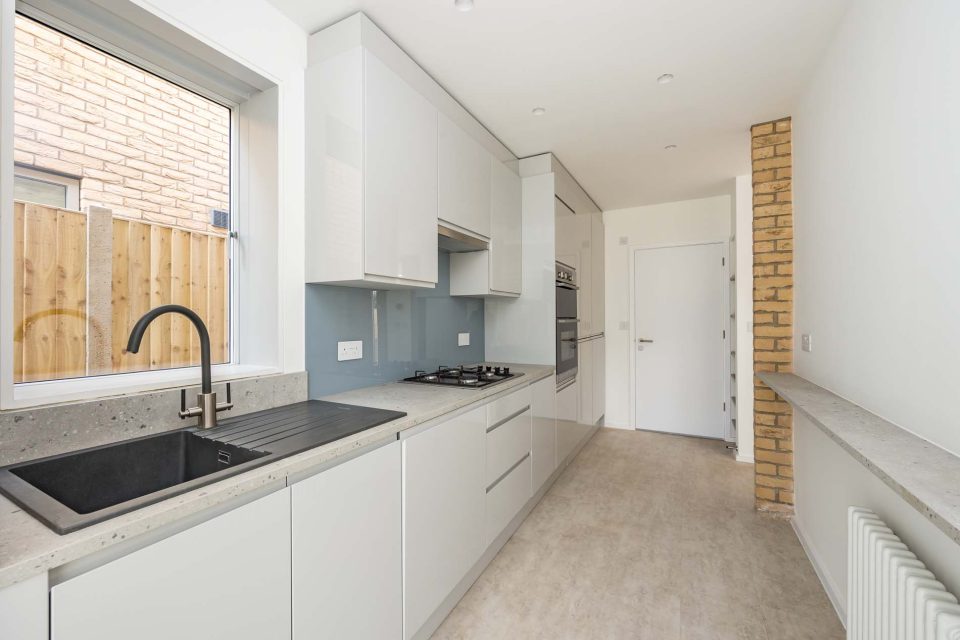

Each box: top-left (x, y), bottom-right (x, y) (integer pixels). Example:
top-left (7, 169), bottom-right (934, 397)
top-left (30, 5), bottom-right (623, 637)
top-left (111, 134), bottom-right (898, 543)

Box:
top-left (848, 507), bottom-right (960, 640)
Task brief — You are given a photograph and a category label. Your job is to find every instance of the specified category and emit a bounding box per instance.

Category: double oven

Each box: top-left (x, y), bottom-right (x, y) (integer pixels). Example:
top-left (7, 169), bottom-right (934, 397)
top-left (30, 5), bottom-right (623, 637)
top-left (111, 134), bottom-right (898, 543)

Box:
top-left (555, 261), bottom-right (578, 388)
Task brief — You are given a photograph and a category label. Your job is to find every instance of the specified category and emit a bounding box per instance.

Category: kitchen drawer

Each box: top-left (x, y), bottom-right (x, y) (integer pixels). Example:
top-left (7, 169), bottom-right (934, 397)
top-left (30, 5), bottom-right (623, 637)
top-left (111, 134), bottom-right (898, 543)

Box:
top-left (486, 409), bottom-right (531, 486)
top-left (487, 386), bottom-right (532, 428)
top-left (485, 454), bottom-right (531, 545)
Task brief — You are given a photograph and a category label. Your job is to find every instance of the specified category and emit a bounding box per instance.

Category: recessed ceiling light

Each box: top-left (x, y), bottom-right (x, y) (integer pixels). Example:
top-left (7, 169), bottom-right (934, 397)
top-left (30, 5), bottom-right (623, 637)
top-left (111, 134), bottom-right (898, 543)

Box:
top-left (531, 107), bottom-right (546, 116)
top-left (657, 73), bottom-right (675, 84)
top-left (455, 0), bottom-right (474, 11)
top-left (664, 144), bottom-right (678, 150)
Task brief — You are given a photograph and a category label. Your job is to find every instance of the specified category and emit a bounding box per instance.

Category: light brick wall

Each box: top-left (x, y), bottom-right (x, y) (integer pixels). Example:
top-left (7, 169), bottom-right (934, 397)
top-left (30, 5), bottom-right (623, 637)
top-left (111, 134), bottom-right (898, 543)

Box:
top-left (751, 117), bottom-right (794, 515)
top-left (12, 15), bottom-right (229, 234)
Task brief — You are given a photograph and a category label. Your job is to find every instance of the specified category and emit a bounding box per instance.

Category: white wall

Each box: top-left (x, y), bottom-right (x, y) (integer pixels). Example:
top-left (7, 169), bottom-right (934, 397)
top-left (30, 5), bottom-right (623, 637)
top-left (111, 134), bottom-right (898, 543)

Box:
top-left (793, 0), bottom-right (960, 456)
top-left (603, 195), bottom-right (731, 428)
top-left (790, 0), bottom-right (960, 619)
top-left (794, 413), bottom-right (960, 619)
top-left (136, 0), bottom-right (308, 374)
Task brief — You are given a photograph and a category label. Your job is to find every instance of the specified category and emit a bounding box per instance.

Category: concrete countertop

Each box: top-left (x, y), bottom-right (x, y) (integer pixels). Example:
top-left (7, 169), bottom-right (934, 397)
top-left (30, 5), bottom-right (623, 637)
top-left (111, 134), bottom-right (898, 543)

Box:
top-left (0, 363), bottom-right (554, 590)
top-left (759, 371), bottom-right (960, 546)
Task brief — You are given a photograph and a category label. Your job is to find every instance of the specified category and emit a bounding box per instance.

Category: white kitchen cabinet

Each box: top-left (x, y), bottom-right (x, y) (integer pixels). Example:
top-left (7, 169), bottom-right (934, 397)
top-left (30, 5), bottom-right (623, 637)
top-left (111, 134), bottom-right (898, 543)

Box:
top-left (292, 441), bottom-right (401, 640)
top-left (402, 406), bottom-right (486, 640)
top-left (578, 338), bottom-right (594, 426)
top-left (0, 573), bottom-right (46, 640)
top-left (591, 212), bottom-right (605, 332)
top-left (485, 455), bottom-right (531, 545)
top-left (305, 44), bottom-right (438, 288)
top-left (50, 489), bottom-right (291, 640)
top-left (593, 337), bottom-right (606, 424)
top-left (438, 113), bottom-right (491, 239)
top-left (448, 157), bottom-right (522, 298)
top-left (556, 380), bottom-right (579, 466)
top-left (531, 377), bottom-right (557, 493)
top-left (489, 158), bottom-right (522, 294)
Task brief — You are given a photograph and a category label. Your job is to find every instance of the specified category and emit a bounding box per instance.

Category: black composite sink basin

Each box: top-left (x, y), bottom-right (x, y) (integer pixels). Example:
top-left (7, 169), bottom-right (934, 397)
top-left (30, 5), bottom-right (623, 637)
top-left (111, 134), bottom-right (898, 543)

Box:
top-left (0, 400), bottom-right (406, 534)
top-left (11, 431), bottom-right (268, 516)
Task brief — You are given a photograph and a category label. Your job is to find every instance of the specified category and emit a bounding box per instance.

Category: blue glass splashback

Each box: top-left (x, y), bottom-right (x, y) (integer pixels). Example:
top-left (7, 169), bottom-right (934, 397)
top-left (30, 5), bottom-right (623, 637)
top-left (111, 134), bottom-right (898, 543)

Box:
top-left (305, 252), bottom-right (485, 397)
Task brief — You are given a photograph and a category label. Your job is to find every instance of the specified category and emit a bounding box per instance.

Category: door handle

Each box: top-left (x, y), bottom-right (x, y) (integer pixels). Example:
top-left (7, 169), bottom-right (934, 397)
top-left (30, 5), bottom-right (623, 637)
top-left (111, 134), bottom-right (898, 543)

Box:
top-left (637, 338), bottom-right (654, 343)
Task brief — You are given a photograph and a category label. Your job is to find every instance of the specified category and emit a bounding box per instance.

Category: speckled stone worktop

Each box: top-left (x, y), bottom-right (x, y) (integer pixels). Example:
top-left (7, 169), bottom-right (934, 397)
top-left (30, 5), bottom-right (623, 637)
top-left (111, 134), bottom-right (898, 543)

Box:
top-left (0, 363), bottom-right (554, 590)
top-left (759, 372), bottom-right (960, 546)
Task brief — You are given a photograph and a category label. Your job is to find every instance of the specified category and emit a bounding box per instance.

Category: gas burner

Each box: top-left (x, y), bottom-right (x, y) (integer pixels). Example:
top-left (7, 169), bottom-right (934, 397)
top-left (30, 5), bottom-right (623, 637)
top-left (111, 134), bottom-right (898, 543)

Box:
top-left (402, 365), bottom-right (523, 389)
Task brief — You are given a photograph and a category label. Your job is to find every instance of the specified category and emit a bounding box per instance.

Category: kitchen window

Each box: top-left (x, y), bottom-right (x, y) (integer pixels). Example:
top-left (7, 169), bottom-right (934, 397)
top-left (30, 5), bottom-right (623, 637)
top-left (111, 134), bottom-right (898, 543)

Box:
top-left (4, 10), bottom-right (247, 404)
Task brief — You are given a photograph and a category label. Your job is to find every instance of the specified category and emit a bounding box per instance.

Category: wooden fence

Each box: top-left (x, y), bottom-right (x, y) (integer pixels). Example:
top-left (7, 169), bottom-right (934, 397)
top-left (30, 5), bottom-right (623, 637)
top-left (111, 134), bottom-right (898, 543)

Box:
top-left (13, 201), bottom-right (228, 383)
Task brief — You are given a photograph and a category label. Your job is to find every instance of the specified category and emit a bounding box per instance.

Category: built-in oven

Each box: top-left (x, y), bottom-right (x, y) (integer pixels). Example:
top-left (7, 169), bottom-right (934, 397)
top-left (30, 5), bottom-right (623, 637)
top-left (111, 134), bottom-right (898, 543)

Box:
top-left (555, 261), bottom-right (578, 388)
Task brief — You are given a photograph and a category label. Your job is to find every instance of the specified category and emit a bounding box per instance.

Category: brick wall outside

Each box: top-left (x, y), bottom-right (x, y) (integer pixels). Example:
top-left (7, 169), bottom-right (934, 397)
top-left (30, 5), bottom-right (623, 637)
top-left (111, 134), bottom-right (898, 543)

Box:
top-left (12, 15), bottom-right (229, 234)
top-left (751, 117), bottom-right (794, 515)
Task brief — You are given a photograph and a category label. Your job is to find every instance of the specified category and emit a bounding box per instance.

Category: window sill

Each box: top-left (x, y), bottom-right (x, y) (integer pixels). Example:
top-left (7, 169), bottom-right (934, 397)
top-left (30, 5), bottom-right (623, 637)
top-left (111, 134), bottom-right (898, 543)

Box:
top-left (6, 364), bottom-right (281, 411)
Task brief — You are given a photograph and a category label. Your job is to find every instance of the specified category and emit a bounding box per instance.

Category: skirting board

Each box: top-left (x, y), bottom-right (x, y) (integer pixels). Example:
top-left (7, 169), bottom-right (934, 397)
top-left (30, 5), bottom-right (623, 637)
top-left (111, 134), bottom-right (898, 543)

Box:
top-left (411, 422), bottom-right (601, 640)
top-left (790, 517), bottom-right (846, 628)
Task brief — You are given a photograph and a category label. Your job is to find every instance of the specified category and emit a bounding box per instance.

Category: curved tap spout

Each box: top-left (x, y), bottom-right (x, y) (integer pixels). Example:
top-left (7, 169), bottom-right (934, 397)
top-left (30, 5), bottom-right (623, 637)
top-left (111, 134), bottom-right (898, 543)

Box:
top-left (126, 304), bottom-right (212, 394)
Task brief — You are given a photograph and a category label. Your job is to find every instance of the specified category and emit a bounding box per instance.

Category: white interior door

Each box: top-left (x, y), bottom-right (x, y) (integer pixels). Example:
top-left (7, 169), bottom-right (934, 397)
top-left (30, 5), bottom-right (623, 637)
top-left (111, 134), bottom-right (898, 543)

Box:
top-left (633, 243), bottom-right (726, 438)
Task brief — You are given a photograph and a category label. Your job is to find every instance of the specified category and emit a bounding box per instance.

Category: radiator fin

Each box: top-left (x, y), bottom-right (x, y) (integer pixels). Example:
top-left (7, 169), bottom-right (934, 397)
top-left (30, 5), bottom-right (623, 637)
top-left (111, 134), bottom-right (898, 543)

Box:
top-left (848, 507), bottom-right (960, 639)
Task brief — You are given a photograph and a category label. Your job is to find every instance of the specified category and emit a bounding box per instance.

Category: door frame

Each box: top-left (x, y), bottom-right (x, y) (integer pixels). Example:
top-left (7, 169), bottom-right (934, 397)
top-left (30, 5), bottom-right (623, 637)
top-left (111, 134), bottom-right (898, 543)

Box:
top-left (628, 240), bottom-right (730, 435)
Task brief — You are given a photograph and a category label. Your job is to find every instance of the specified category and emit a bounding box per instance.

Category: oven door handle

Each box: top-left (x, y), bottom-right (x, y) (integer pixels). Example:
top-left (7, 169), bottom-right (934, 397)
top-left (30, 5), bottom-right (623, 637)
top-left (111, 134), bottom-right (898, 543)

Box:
top-left (556, 282), bottom-right (579, 291)
top-left (556, 318), bottom-right (579, 324)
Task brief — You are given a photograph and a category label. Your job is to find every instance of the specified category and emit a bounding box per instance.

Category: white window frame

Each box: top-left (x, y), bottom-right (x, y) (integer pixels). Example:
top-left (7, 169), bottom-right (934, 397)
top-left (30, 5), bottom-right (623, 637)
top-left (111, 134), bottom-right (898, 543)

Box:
top-left (13, 164), bottom-right (80, 209)
top-left (0, 4), bottom-right (282, 409)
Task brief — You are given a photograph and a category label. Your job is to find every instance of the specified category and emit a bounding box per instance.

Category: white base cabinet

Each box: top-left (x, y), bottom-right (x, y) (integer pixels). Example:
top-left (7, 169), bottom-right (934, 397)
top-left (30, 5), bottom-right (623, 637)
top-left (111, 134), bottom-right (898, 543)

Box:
top-left (402, 406), bottom-right (486, 640)
top-left (531, 377), bottom-right (557, 493)
top-left (50, 489), bottom-right (291, 640)
top-left (292, 441), bottom-right (401, 640)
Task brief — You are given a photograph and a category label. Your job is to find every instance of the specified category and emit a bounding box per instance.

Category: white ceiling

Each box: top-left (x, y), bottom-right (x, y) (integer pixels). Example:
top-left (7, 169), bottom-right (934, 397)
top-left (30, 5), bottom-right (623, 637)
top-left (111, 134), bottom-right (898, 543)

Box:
top-left (266, 0), bottom-right (850, 210)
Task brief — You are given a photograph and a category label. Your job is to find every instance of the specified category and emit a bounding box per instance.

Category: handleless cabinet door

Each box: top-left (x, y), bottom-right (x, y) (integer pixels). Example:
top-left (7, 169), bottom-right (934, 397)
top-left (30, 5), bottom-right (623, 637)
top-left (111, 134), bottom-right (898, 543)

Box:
top-left (364, 51), bottom-right (438, 285)
top-left (402, 405), bottom-right (486, 640)
top-left (50, 489), bottom-right (291, 640)
top-left (439, 114), bottom-right (491, 238)
top-left (292, 441), bottom-right (401, 640)
top-left (593, 337), bottom-right (606, 424)
top-left (591, 212), bottom-right (605, 332)
top-left (531, 377), bottom-right (557, 492)
top-left (577, 338), bottom-right (594, 427)
top-left (489, 158), bottom-right (522, 294)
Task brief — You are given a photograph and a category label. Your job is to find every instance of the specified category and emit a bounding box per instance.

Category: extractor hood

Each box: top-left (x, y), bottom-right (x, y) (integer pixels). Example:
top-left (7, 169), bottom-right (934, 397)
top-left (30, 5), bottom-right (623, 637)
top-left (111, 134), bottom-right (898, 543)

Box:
top-left (437, 224), bottom-right (488, 252)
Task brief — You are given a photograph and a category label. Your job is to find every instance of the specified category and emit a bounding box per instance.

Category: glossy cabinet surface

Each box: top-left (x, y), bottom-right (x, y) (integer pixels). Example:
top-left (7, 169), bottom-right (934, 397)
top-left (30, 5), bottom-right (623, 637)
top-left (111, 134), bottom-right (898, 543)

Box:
top-left (578, 338), bottom-right (594, 426)
top-left (591, 212), bottom-right (605, 333)
top-left (364, 52), bottom-right (438, 285)
top-left (438, 113), bottom-right (491, 238)
top-left (489, 158), bottom-right (522, 294)
top-left (305, 44), bottom-right (438, 289)
top-left (50, 489), bottom-right (291, 640)
top-left (0, 574), bottom-right (46, 640)
top-left (292, 442), bottom-right (401, 640)
top-left (485, 455), bottom-right (531, 545)
top-left (531, 377), bottom-right (557, 493)
top-left (402, 406), bottom-right (486, 640)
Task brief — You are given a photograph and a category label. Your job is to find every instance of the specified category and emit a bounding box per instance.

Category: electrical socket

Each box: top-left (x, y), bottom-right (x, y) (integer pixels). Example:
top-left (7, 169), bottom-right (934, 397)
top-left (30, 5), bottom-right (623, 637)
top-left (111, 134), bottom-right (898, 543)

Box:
top-left (801, 334), bottom-right (812, 353)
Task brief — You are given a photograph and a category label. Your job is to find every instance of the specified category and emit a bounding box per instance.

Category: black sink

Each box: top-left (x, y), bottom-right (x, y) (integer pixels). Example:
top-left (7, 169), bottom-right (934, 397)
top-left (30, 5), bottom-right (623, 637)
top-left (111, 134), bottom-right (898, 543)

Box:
top-left (0, 400), bottom-right (406, 534)
top-left (11, 431), bottom-right (267, 515)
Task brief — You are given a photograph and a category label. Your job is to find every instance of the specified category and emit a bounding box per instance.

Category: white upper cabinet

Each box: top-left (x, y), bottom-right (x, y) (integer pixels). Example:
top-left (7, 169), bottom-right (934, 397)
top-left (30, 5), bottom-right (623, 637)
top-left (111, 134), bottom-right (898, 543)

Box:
top-left (305, 35), bottom-right (438, 288)
top-left (364, 53), bottom-right (439, 285)
top-left (449, 158), bottom-right (521, 298)
top-left (438, 113), bottom-right (491, 239)
top-left (590, 211), bottom-right (605, 334)
top-left (489, 158), bottom-right (522, 294)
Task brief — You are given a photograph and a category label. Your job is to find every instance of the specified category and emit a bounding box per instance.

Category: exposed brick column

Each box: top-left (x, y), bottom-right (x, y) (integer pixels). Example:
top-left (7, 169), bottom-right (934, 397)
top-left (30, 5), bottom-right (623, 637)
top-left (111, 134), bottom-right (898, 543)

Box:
top-left (751, 118), bottom-right (794, 515)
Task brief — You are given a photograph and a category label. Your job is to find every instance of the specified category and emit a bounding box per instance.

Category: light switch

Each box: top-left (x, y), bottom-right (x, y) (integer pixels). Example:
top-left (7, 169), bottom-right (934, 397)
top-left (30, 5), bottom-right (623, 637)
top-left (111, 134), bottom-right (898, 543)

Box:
top-left (337, 340), bottom-right (363, 361)
top-left (458, 332), bottom-right (470, 347)
top-left (801, 334), bottom-right (812, 352)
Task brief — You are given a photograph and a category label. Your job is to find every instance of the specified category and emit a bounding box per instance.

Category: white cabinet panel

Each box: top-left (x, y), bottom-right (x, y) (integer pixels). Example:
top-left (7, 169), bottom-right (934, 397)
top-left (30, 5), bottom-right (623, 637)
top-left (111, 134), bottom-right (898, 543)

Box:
top-left (402, 406), bottom-right (485, 640)
top-left (578, 339), bottom-right (594, 426)
top-left (556, 381), bottom-right (579, 466)
top-left (487, 385), bottom-right (531, 425)
top-left (486, 409), bottom-right (531, 487)
top-left (439, 113), bottom-right (490, 238)
top-left (364, 51), bottom-right (438, 284)
top-left (591, 212), bottom-right (605, 332)
top-left (292, 442), bottom-right (401, 640)
top-left (593, 337), bottom-right (606, 424)
top-left (531, 377), bottom-right (557, 493)
top-left (489, 159), bottom-right (522, 294)
top-left (51, 489), bottom-right (291, 640)
top-left (0, 573), bottom-right (46, 640)
top-left (485, 455), bottom-right (531, 545)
